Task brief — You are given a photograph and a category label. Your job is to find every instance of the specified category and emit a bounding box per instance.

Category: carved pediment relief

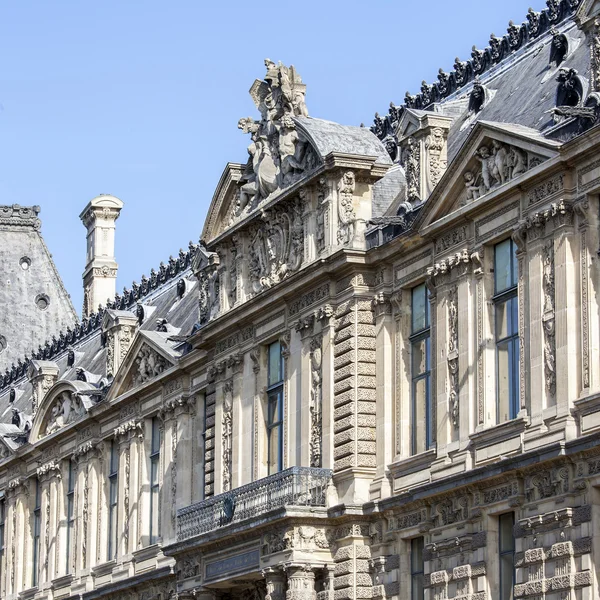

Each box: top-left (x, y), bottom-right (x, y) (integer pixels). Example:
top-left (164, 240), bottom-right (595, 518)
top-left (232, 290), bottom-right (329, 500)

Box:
top-left (30, 381), bottom-right (99, 441)
top-left (419, 122), bottom-right (561, 230)
top-left (44, 390), bottom-right (86, 436)
top-left (130, 343), bottom-right (172, 388)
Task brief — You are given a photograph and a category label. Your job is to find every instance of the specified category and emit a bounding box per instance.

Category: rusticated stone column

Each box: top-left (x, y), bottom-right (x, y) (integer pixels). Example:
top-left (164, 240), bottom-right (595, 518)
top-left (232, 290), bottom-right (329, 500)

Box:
top-left (285, 564), bottom-right (316, 600)
top-left (263, 567), bottom-right (287, 600)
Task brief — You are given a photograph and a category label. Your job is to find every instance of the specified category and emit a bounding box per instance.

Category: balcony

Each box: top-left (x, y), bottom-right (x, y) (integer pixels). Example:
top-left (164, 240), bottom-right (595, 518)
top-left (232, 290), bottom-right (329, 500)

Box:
top-left (177, 466), bottom-right (333, 541)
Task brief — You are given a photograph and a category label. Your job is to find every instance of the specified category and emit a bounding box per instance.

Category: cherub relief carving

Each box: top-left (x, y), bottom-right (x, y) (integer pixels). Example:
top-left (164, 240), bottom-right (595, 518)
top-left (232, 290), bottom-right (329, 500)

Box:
top-left (45, 391), bottom-right (86, 436)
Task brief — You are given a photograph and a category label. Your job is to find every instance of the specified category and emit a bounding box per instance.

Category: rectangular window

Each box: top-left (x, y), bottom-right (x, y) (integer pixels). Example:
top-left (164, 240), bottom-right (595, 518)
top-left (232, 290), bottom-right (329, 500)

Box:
top-left (32, 479), bottom-right (41, 587)
top-left (494, 239), bottom-right (519, 422)
top-left (267, 341), bottom-right (284, 475)
top-left (149, 417), bottom-right (161, 544)
top-left (0, 497), bottom-right (5, 590)
top-left (65, 461), bottom-right (75, 574)
top-left (410, 284), bottom-right (432, 455)
top-left (499, 512), bottom-right (515, 600)
top-left (107, 441), bottom-right (119, 560)
top-left (410, 537), bottom-right (424, 600)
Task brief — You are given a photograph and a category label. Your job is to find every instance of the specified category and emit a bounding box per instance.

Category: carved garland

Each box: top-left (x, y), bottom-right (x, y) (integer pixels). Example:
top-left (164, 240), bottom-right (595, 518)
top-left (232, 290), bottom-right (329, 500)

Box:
top-left (447, 286), bottom-right (459, 428)
top-left (222, 379), bottom-right (233, 492)
top-left (309, 335), bottom-right (323, 467)
top-left (337, 171), bottom-right (356, 245)
top-left (542, 240), bottom-right (556, 401)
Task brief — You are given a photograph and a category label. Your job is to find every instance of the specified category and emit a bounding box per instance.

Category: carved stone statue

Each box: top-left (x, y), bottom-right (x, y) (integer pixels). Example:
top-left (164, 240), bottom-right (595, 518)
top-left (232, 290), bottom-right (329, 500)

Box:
top-left (132, 345), bottom-right (169, 387)
top-left (555, 68), bottom-right (584, 108)
top-left (549, 29), bottom-right (568, 68)
top-left (468, 78), bottom-right (486, 115)
top-left (236, 60), bottom-right (315, 214)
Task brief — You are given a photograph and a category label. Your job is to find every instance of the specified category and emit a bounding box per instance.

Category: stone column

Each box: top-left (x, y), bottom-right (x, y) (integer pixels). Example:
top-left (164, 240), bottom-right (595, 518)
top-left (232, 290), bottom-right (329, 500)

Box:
top-left (228, 353), bottom-right (245, 488)
top-left (296, 316), bottom-right (316, 467)
top-left (372, 292), bottom-right (393, 499)
top-left (317, 305), bottom-right (334, 472)
top-left (160, 378), bottom-right (196, 544)
top-left (525, 222), bottom-right (547, 426)
top-left (551, 206), bottom-right (579, 425)
top-left (86, 443), bottom-right (104, 568)
top-left (114, 420), bottom-right (143, 558)
top-left (264, 567), bottom-right (287, 600)
top-left (285, 564), bottom-right (317, 600)
top-left (6, 477), bottom-right (29, 595)
top-left (36, 461), bottom-right (61, 585)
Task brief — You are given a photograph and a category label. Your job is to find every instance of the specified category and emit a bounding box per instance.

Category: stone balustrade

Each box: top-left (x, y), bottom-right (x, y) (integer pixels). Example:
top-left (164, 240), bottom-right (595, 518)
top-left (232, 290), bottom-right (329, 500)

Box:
top-left (177, 466), bottom-right (332, 541)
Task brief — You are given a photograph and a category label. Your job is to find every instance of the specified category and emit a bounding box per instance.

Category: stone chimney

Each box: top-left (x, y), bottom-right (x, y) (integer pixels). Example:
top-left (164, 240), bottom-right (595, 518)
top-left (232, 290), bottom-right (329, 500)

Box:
top-left (80, 195), bottom-right (124, 317)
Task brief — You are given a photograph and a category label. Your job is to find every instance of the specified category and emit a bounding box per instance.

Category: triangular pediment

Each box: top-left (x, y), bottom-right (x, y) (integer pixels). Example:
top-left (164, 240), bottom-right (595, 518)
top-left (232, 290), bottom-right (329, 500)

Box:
top-left (107, 331), bottom-right (180, 400)
top-left (418, 121), bottom-right (561, 231)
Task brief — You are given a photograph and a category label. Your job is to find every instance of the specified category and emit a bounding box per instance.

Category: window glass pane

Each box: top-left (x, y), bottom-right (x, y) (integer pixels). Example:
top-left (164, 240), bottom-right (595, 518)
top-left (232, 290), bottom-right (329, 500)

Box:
top-left (110, 442), bottom-right (119, 473)
top-left (496, 300), bottom-right (510, 340)
top-left (411, 537), bottom-right (424, 600)
top-left (151, 418), bottom-right (161, 454)
top-left (268, 341), bottom-right (282, 387)
top-left (110, 480), bottom-right (118, 505)
top-left (499, 513), bottom-right (515, 551)
top-left (495, 239), bottom-right (514, 293)
top-left (150, 487), bottom-right (160, 542)
top-left (412, 338), bottom-right (429, 376)
top-left (497, 341), bottom-right (511, 423)
top-left (500, 554), bottom-right (514, 600)
top-left (268, 424), bottom-right (282, 474)
top-left (412, 378), bottom-right (428, 455)
top-left (412, 284), bottom-right (428, 333)
top-left (268, 391), bottom-right (281, 424)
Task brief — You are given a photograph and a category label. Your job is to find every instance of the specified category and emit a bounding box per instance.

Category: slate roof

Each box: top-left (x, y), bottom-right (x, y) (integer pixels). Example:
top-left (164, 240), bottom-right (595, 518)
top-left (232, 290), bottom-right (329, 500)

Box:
top-left (296, 117), bottom-right (392, 166)
top-left (0, 205), bottom-right (78, 371)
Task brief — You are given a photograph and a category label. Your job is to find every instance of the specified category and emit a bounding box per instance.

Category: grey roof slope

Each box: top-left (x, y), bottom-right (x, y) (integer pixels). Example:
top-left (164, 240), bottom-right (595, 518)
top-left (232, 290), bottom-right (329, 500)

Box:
top-left (0, 267), bottom-right (200, 440)
top-left (296, 117), bottom-right (392, 165)
top-left (0, 205), bottom-right (78, 371)
top-left (445, 20), bottom-right (588, 161)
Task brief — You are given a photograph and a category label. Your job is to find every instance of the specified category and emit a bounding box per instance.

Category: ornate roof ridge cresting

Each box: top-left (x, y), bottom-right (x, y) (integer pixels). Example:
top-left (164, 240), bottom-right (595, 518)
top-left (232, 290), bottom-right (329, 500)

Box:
top-left (370, 0), bottom-right (581, 151)
top-left (0, 241), bottom-right (200, 392)
top-left (0, 204), bottom-right (42, 230)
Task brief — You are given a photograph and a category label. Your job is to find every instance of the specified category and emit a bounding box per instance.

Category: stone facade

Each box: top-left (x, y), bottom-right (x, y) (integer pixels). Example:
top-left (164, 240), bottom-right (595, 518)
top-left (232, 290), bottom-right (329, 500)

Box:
top-left (1, 3), bottom-right (600, 600)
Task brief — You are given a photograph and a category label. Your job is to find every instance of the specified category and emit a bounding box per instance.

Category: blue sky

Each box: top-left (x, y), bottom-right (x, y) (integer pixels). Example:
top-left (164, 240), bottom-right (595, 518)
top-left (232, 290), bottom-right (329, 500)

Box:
top-left (0, 0), bottom-right (545, 314)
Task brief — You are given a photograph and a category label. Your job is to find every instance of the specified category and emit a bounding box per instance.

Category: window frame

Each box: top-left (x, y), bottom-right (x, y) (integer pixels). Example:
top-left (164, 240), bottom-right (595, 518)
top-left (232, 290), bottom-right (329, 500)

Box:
top-left (32, 479), bottom-right (41, 587)
top-left (409, 283), bottom-right (432, 455)
top-left (65, 460), bottom-right (75, 574)
top-left (149, 416), bottom-right (161, 544)
top-left (0, 497), bottom-right (5, 592)
top-left (266, 341), bottom-right (284, 475)
top-left (410, 536), bottom-right (425, 600)
top-left (493, 238), bottom-right (519, 423)
top-left (107, 440), bottom-right (119, 561)
top-left (498, 512), bottom-right (515, 600)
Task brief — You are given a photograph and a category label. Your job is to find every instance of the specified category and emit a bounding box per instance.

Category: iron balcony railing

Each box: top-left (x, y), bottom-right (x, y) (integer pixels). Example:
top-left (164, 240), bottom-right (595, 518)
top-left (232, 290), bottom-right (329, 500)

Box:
top-left (177, 466), bottom-right (333, 541)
